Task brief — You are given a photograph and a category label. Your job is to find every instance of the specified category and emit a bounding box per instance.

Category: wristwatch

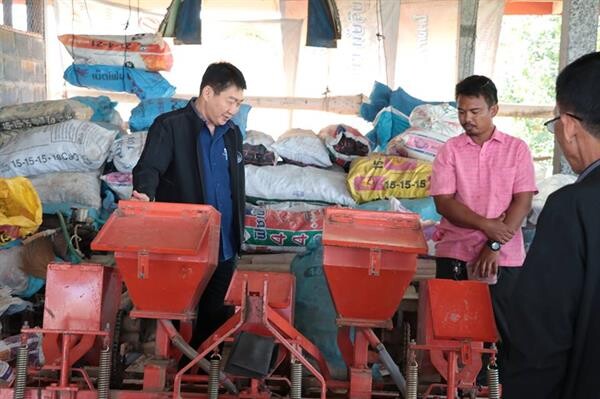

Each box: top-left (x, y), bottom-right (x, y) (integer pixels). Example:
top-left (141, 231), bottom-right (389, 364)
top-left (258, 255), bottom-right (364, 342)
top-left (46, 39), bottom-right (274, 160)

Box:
top-left (487, 240), bottom-right (502, 252)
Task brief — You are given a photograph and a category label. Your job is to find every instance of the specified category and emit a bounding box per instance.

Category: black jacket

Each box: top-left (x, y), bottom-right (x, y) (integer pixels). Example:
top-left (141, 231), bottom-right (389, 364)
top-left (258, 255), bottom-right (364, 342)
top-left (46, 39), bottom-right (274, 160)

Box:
top-left (132, 101), bottom-right (245, 254)
top-left (503, 165), bottom-right (600, 398)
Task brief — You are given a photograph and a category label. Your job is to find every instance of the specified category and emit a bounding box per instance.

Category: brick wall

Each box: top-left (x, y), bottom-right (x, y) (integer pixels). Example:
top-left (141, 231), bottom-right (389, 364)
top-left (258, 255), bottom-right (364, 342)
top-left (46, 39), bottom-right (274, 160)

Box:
top-left (0, 26), bottom-right (46, 107)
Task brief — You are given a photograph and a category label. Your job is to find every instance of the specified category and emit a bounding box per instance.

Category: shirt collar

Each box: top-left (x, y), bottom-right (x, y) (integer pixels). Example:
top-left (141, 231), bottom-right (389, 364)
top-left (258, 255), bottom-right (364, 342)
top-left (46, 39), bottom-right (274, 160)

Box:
top-left (189, 97), bottom-right (235, 130)
top-left (189, 97), bottom-right (207, 124)
top-left (458, 127), bottom-right (504, 147)
top-left (576, 158), bottom-right (600, 183)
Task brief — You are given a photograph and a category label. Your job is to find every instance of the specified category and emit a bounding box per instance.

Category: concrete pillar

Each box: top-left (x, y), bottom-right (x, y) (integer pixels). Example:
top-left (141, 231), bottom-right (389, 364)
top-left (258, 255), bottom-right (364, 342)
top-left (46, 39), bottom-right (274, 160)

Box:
top-left (553, 0), bottom-right (600, 174)
top-left (457, 0), bottom-right (479, 81)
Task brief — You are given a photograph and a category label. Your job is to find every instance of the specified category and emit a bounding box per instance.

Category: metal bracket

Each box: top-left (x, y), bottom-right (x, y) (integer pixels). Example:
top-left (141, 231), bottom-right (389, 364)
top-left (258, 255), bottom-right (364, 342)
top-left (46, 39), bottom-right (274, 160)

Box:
top-left (369, 249), bottom-right (382, 276)
top-left (138, 251), bottom-right (149, 279)
top-left (460, 341), bottom-right (472, 365)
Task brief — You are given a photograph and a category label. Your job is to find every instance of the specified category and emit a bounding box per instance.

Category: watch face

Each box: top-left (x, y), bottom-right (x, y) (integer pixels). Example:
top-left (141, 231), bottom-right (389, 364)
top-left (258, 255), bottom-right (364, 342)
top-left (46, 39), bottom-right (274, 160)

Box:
top-left (490, 241), bottom-right (501, 251)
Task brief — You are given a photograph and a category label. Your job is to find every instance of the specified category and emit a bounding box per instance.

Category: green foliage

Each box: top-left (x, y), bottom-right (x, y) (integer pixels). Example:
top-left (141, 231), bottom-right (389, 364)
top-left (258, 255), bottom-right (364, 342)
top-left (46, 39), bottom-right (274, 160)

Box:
top-left (494, 15), bottom-right (561, 158)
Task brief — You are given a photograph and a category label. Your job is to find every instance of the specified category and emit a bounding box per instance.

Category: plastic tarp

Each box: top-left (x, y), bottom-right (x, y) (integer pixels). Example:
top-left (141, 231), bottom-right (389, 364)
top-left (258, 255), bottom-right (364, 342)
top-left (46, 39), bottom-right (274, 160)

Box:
top-left (0, 177), bottom-right (42, 238)
top-left (291, 238), bottom-right (347, 379)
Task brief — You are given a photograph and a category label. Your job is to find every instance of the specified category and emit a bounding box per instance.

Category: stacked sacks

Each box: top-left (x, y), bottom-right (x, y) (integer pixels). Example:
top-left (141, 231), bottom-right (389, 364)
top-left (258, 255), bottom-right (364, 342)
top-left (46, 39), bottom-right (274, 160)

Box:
top-left (0, 99), bottom-right (93, 131)
top-left (342, 103), bottom-right (463, 253)
top-left (245, 128), bottom-right (356, 207)
top-left (318, 124), bottom-right (370, 170)
top-left (60, 34), bottom-right (175, 100)
top-left (243, 130), bottom-right (277, 166)
top-left (0, 106), bottom-right (118, 212)
top-left (386, 103), bottom-right (462, 162)
top-left (244, 126), bottom-right (370, 254)
top-left (102, 132), bottom-right (148, 200)
top-left (360, 81), bottom-right (455, 150)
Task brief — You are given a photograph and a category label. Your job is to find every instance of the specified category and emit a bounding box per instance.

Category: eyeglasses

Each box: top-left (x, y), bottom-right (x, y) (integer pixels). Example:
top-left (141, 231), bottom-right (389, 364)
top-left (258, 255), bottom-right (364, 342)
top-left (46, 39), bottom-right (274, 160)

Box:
top-left (544, 113), bottom-right (582, 134)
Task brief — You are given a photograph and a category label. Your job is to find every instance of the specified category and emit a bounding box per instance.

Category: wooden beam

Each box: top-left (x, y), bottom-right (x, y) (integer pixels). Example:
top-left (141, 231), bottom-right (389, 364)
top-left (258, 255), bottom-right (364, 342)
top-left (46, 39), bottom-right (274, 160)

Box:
top-left (65, 88), bottom-right (554, 118)
top-left (497, 104), bottom-right (553, 118)
top-left (457, 0), bottom-right (479, 81)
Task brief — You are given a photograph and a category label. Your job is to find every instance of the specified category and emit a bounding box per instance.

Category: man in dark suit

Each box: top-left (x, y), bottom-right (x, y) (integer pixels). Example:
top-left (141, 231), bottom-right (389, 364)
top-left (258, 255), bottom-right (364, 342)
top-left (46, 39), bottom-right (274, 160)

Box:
top-left (503, 52), bottom-right (600, 398)
top-left (131, 62), bottom-right (246, 350)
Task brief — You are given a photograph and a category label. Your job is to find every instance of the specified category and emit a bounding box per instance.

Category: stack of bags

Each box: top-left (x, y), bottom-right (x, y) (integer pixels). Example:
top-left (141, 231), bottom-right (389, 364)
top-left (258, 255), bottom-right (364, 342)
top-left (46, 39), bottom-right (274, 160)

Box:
top-left (60, 33), bottom-right (175, 100)
top-left (57, 33), bottom-right (179, 209)
top-left (346, 103), bottom-right (463, 254)
top-left (0, 99), bottom-right (120, 215)
top-left (243, 126), bottom-right (370, 253)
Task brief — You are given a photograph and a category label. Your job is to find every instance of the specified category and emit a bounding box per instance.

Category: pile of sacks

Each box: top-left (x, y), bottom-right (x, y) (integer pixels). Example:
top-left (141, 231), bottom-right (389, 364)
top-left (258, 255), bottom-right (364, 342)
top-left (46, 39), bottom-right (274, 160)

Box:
top-left (60, 33), bottom-right (175, 100)
top-left (0, 97), bottom-right (129, 302)
top-left (0, 98), bottom-right (122, 213)
top-left (242, 103), bottom-right (463, 255)
top-left (242, 126), bottom-right (370, 253)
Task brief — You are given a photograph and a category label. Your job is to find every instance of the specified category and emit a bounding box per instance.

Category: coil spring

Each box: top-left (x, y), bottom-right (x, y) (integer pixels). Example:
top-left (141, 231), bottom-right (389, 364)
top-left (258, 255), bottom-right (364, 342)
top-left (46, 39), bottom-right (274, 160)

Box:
top-left (97, 346), bottom-right (111, 399)
top-left (13, 345), bottom-right (28, 399)
top-left (290, 360), bottom-right (302, 399)
top-left (487, 364), bottom-right (500, 399)
top-left (208, 355), bottom-right (221, 399)
top-left (406, 352), bottom-right (418, 399)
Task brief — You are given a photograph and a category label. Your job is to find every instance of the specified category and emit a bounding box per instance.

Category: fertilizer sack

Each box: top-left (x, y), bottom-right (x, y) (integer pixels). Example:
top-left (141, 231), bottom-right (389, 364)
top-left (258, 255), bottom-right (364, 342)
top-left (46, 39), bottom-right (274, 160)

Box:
top-left (386, 127), bottom-right (448, 162)
top-left (318, 124), bottom-right (370, 169)
top-left (109, 132), bottom-right (147, 173)
top-left (243, 202), bottom-right (325, 253)
top-left (0, 99), bottom-right (93, 132)
top-left (29, 171), bottom-right (102, 209)
top-left (408, 103), bottom-right (463, 138)
top-left (347, 154), bottom-right (432, 202)
top-left (0, 120), bottom-right (118, 177)
top-left (272, 129), bottom-right (332, 168)
top-left (245, 164), bottom-right (355, 206)
top-left (59, 33), bottom-right (173, 72)
top-left (64, 64), bottom-right (175, 100)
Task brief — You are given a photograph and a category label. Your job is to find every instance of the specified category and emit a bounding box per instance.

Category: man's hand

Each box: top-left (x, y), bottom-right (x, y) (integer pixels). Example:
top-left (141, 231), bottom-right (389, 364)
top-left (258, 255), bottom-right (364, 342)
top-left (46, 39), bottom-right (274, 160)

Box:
top-left (481, 214), bottom-right (515, 244)
top-left (131, 190), bottom-right (150, 202)
top-left (472, 245), bottom-right (499, 278)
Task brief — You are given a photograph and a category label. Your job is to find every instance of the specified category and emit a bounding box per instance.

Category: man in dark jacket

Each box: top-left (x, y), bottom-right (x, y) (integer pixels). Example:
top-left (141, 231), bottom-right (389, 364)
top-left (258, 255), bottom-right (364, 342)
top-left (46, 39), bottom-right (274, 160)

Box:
top-left (132, 62), bottom-right (246, 350)
top-left (503, 52), bottom-right (600, 398)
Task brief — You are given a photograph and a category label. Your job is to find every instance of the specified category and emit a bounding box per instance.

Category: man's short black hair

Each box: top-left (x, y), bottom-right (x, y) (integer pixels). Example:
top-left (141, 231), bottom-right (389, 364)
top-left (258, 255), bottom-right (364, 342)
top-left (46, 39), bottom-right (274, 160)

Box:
top-left (455, 75), bottom-right (498, 107)
top-left (556, 51), bottom-right (600, 138)
top-left (200, 62), bottom-right (247, 94)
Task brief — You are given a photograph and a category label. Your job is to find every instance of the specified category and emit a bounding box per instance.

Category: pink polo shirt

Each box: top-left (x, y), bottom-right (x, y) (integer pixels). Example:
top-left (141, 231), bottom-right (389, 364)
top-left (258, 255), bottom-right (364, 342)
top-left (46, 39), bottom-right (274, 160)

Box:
top-left (430, 129), bottom-right (537, 266)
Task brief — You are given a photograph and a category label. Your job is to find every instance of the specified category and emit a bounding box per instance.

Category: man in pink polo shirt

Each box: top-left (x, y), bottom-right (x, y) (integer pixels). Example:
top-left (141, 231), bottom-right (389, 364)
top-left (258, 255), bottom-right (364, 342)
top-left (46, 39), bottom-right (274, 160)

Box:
top-left (430, 75), bottom-right (537, 369)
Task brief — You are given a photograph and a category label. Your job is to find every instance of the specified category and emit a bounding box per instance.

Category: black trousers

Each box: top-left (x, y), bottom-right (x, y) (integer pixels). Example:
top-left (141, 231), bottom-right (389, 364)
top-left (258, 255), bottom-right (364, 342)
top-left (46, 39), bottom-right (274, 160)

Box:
top-left (189, 257), bottom-right (237, 350)
top-left (435, 257), bottom-right (521, 380)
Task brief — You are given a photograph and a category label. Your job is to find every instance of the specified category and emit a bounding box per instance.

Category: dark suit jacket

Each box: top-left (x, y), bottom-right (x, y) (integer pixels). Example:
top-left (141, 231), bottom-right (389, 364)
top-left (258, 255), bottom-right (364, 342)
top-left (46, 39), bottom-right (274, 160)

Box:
top-left (132, 101), bottom-right (245, 253)
top-left (503, 164), bottom-right (600, 398)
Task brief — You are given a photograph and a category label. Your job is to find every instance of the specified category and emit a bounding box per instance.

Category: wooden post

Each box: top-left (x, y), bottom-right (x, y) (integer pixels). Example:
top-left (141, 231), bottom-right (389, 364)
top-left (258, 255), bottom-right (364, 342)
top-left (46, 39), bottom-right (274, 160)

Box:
top-left (553, 0), bottom-right (600, 174)
top-left (457, 0), bottom-right (479, 81)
